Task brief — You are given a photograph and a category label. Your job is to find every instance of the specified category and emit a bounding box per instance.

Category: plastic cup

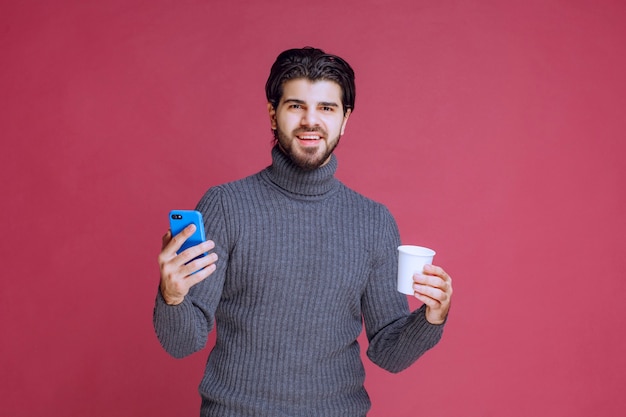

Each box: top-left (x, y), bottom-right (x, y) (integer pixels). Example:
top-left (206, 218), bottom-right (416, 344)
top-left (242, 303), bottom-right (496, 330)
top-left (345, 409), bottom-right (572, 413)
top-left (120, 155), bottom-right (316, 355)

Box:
top-left (397, 245), bottom-right (436, 295)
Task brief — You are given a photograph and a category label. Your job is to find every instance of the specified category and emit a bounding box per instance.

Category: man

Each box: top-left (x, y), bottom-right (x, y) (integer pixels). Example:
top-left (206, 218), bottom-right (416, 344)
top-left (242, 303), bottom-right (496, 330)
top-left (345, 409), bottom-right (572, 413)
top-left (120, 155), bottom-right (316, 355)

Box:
top-left (154, 47), bottom-right (453, 417)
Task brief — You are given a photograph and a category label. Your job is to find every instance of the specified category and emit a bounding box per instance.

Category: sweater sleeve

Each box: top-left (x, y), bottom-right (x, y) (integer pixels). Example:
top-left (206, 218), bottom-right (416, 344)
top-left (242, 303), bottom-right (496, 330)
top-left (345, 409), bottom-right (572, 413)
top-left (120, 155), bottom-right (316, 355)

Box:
top-left (152, 186), bottom-right (229, 358)
top-left (362, 205), bottom-right (445, 373)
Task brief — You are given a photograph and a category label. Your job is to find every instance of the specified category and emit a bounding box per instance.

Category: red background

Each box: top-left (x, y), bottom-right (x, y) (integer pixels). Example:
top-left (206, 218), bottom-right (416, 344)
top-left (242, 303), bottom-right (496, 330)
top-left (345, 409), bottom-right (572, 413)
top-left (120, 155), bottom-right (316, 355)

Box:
top-left (2, 1), bottom-right (625, 416)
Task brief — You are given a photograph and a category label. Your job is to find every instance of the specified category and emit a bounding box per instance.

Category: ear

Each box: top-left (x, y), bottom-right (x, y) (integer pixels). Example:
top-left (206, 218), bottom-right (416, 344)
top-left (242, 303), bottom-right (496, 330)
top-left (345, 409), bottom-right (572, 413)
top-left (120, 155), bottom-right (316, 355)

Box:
top-left (340, 108), bottom-right (352, 136)
top-left (267, 102), bottom-right (277, 130)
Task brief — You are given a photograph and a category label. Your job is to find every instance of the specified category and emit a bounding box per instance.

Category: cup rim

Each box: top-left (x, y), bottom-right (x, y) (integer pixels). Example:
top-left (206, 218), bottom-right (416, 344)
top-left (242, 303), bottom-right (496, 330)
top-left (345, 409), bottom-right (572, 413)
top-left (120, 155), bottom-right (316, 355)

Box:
top-left (397, 245), bottom-right (436, 257)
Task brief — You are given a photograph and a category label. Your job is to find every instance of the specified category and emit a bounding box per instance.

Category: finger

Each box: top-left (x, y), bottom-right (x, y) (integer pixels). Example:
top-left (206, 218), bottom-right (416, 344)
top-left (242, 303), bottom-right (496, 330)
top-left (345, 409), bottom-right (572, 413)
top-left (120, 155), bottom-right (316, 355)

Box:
top-left (420, 265), bottom-right (453, 296)
top-left (423, 264), bottom-right (451, 282)
top-left (413, 291), bottom-right (441, 309)
top-left (162, 224), bottom-right (198, 256)
top-left (413, 273), bottom-right (452, 297)
top-left (175, 240), bottom-right (216, 267)
top-left (181, 251), bottom-right (218, 277)
top-left (161, 230), bottom-right (172, 250)
top-left (158, 230), bottom-right (176, 268)
top-left (413, 283), bottom-right (448, 303)
top-left (413, 273), bottom-right (444, 288)
top-left (184, 261), bottom-right (217, 287)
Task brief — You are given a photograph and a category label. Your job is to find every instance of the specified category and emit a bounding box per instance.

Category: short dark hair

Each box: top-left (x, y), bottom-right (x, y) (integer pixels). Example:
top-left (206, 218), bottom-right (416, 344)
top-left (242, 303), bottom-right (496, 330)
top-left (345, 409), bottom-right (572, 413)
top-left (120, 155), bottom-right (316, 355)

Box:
top-left (265, 47), bottom-right (355, 115)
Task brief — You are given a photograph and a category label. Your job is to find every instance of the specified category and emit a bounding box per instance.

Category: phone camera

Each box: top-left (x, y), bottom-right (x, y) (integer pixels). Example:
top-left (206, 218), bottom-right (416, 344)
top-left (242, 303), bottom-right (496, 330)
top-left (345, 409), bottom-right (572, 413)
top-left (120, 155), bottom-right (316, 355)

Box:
top-left (171, 214), bottom-right (183, 220)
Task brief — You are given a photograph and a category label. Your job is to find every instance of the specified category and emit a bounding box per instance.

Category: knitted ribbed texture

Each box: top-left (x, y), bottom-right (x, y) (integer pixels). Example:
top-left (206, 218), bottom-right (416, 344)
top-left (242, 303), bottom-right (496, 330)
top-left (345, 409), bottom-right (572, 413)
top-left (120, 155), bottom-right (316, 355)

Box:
top-left (153, 146), bottom-right (445, 417)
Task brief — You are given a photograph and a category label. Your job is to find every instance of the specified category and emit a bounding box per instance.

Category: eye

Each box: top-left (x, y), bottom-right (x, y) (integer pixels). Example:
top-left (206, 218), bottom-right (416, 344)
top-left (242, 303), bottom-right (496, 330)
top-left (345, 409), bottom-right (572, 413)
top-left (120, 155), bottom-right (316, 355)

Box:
top-left (321, 106), bottom-right (334, 112)
top-left (289, 104), bottom-right (303, 110)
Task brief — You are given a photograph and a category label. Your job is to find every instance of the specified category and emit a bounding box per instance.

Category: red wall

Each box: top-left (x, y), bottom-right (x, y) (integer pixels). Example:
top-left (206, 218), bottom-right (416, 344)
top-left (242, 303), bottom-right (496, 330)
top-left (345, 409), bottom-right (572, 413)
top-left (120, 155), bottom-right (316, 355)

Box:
top-left (2, 1), bottom-right (625, 416)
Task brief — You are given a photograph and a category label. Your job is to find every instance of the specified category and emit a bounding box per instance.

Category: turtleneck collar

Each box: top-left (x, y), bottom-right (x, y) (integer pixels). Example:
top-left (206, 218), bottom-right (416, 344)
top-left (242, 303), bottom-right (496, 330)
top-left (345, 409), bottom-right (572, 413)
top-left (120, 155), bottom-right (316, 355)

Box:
top-left (260, 145), bottom-right (340, 198)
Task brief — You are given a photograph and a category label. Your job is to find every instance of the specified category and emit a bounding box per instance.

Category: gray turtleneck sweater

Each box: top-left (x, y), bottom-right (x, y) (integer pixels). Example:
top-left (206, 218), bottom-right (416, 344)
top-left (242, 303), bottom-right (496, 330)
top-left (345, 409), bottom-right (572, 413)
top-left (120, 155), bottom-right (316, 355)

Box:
top-left (153, 146), bottom-right (445, 417)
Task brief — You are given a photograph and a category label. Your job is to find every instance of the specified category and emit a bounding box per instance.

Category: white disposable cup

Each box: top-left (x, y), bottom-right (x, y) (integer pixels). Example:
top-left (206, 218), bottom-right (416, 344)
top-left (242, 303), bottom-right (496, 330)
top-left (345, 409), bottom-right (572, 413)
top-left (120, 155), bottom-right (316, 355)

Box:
top-left (397, 245), bottom-right (436, 295)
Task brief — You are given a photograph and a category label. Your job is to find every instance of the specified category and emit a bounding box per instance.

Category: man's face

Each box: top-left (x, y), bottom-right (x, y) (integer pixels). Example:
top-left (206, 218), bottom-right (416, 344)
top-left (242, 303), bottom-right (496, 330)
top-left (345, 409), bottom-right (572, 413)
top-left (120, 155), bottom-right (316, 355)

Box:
top-left (268, 78), bottom-right (351, 170)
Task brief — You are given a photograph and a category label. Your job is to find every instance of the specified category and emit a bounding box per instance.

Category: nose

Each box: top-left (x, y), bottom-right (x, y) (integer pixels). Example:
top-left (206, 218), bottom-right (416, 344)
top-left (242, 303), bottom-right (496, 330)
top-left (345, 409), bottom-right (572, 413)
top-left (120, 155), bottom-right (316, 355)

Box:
top-left (301, 108), bottom-right (319, 127)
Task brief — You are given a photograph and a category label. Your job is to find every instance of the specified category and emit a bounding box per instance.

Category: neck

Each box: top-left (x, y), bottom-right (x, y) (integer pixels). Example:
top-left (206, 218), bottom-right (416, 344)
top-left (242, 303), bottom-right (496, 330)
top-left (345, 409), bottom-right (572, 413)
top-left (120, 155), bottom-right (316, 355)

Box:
top-left (261, 145), bottom-right (339, 198)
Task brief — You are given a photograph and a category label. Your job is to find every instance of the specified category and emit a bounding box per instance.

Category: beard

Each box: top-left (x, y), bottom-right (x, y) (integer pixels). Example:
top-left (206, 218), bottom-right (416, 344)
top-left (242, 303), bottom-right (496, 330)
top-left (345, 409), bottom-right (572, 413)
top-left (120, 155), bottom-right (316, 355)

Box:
top-left (274, 126), bottom-right (341, 171)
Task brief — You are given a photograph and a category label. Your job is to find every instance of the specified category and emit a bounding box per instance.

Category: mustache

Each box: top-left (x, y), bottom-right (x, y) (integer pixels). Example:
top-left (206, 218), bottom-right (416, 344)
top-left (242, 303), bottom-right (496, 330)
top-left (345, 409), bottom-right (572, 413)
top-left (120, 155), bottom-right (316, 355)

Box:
top-left (293, 127), bottom-right (327, 136)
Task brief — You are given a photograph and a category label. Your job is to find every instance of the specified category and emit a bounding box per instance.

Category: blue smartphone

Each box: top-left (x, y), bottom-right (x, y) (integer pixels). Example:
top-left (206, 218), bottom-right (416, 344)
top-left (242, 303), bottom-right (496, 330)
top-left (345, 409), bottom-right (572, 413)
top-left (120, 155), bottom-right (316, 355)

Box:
top-left (168, 210), bottom-right (207, 259)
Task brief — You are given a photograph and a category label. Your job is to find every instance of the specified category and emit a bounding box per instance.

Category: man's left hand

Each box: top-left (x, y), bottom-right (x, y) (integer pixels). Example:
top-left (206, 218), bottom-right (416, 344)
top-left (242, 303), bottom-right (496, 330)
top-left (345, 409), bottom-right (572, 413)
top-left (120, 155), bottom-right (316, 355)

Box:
top-left (412, 264), bottom-right (453, 325)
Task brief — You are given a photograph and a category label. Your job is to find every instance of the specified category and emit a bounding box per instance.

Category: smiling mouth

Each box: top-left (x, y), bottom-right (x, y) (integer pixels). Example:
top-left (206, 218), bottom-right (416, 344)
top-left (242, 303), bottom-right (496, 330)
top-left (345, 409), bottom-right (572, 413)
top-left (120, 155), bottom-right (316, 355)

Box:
top-left (295, 129), bottom-right (325, 141)
top-left (297, 133), bottom-right (322, 141)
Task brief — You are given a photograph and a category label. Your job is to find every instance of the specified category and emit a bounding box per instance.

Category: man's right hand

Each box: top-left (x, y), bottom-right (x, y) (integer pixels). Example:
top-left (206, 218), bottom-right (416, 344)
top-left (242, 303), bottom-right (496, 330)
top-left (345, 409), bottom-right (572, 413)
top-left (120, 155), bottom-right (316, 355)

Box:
top-left (158, 224), bottom-right (218, 305)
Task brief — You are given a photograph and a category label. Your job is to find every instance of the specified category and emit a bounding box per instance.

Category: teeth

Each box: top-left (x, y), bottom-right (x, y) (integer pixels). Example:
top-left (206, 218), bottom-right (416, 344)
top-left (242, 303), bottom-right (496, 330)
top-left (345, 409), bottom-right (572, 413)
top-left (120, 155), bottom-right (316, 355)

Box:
top-left (300, 135), bottom-right (320, 140)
